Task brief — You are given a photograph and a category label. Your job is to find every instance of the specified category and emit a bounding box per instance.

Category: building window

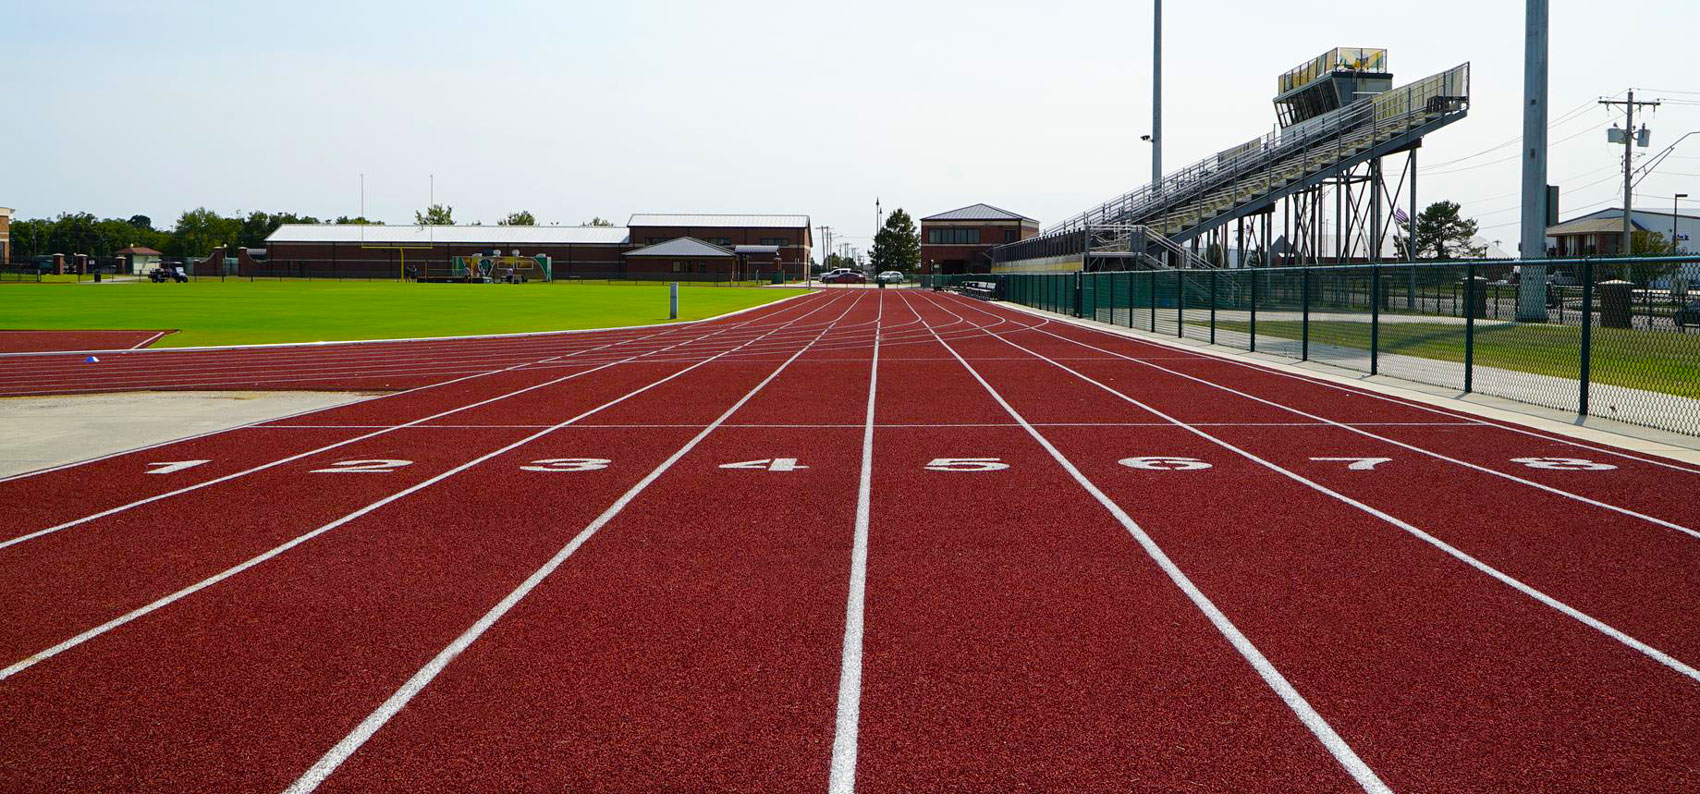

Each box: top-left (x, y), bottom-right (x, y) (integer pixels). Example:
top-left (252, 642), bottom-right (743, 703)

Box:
top-left (1004, 229), bottom-right (1018, 243)
top-left (672, 261), bottom-right (682, 272)
top-left (760, 237), bottom-right (790, 246)
top-left (707, 237), bottom-right (732, 247)
top-left (648, 237), bottom-right (668, 245)
top-left (927, 228), bottom-right (981, 245)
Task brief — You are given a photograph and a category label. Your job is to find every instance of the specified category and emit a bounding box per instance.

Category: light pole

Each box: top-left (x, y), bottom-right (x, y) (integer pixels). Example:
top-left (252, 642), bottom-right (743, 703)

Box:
top-left (1677, 194), bottom-right (1690, 253)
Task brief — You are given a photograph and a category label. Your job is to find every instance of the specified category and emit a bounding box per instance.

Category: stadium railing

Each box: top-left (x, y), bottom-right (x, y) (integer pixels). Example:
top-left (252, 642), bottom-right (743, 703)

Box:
top-left (924, 256), bottom-right (1700, 437)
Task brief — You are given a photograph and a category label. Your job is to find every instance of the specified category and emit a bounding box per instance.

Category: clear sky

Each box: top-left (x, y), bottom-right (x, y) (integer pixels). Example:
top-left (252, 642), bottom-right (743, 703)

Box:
top-left (6, 0), bottom-right (1699, 254)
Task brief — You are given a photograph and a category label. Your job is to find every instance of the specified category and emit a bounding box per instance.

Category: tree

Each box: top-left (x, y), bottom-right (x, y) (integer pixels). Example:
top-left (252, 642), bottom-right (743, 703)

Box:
top-left (1205, 242), bottom-right (1226, 267)
top-left (499, 210), bottom-right (537, 226)
top-left (415, 204), bottom-right (454, 225)
top-left (334, 215), bottom-right (380, 225)
top-left (169, 208), bottom-right (241, 257)
top-left (584, 216), bottom-right (615, 227)
top-left (46, 213), bottom-right (102, 256)
top-left (1623, 231), bottom-right (1679, 284)
top-left (127, 215), bottom-right (154, 231)
top-left (1394, 200), bottom-right (1485, 260)
top-left (869, 208), bottom-right (920, 273)
top-left (237, 211), bottom-right (320, 250)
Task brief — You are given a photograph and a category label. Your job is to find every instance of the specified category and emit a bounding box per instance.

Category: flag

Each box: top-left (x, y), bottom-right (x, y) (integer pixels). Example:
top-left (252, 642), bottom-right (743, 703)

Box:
top-left (1394, 207), bottom-right (1411, 226)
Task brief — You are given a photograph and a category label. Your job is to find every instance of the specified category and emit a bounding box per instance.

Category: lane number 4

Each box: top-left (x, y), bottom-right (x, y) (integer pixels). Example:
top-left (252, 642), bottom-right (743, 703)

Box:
top-left (720, 458), bottom-right (808, 471)
top-left (926, 458), bottom-right (1010, 472)
top-left (1511, 457), bottom-right (1617, 471)
top-left (1310, 457), bottom-right (1393, 471)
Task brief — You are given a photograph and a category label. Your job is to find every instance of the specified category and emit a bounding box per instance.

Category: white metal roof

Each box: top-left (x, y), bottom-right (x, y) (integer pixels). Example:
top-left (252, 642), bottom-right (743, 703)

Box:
top-left (265, 224), bottom-right (630, 245)
top-left (623, 237), bottom-right (737, 258)
top-left (627, 214), bottom-right (810, 229)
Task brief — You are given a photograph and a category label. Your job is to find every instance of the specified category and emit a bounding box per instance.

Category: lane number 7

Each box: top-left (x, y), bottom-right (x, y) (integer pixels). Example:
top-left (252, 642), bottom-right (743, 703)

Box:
top-left (1310, 457), bottom-right (1393, 471)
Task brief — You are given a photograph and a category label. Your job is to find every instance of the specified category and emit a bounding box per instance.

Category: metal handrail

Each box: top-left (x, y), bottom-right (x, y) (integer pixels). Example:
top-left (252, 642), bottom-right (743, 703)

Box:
top-left (1045, 63), bottom-right (1469, 237)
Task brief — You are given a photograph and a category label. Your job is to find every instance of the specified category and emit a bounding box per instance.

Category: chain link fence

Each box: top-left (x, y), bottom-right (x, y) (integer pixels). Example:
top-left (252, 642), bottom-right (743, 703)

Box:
top-left (925, 257), bottom-right (1700, 437)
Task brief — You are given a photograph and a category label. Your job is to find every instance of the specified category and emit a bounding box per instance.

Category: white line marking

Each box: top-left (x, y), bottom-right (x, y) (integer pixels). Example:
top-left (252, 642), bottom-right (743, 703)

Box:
top-left (949, 295), bottom-right (1700, 687)
top-left (0, 292), bottom-right (861, 686)
top-left (911, 291), bottom-right (1393, 794)
top-left (283, 292), bottom-right (866, 793)
top-left (1014, 318), bottom-right (1700, 542)
top-left (828, 290), bottom-right (882, 794)
top-left (0, 289), bottom-right (818, 358)
top-left (0, 301), bottom-right (816, 551)
top-left (992, 296), bottom-right (1700, 475)
top-left (128, 331), bottom-right (168, 350)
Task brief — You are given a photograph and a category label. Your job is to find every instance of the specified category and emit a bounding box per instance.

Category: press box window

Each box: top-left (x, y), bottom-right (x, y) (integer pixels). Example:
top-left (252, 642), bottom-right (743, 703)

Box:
top-left (927, 228), bottom-right (981, 245)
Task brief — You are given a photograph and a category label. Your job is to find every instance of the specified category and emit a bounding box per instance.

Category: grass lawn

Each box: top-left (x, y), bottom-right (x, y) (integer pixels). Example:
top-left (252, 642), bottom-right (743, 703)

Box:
top-left (0, 280), bottom-right (804, 348)
top-left (1212, 319), bottom-right (1700, 399)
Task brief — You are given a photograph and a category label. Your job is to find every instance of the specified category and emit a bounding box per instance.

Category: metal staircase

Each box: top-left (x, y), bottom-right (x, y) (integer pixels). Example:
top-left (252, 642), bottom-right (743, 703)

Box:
top-left (992, 62), bottom-right (1470, 270)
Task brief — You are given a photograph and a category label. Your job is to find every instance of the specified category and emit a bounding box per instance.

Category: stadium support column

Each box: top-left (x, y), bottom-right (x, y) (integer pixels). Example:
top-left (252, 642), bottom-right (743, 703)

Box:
top-left (1151, 0), bottom-right (1162, 191)
top-left (1371, 157), bottom-right (1383, 264)
top-left (1517, 0), bottom-right (1550, 321)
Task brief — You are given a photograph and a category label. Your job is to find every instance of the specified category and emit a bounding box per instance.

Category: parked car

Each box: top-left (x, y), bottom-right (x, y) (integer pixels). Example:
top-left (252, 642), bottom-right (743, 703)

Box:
top-left (876, 271), bottom-right (905, 284)
top-left (821, 270), bottom-right (866, 284)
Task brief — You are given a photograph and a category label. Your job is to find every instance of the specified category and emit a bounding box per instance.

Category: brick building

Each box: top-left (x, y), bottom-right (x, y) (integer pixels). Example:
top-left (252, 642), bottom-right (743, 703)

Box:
top-left (0, 207), bottom-right (12, 263)
top-left (263, 212), bottom-right (811, 280)
top-left (919, 204), bottom-right (1039, 275)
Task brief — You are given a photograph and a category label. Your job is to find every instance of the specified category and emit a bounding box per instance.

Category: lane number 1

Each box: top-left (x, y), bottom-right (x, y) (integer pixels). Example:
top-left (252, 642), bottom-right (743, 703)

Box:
top-left (146, 460), bottom-right (209, 475)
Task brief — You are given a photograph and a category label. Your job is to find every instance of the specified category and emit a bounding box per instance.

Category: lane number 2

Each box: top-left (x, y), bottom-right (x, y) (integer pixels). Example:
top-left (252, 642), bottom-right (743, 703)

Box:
top-left (310, 459), bottom-right (414, 474)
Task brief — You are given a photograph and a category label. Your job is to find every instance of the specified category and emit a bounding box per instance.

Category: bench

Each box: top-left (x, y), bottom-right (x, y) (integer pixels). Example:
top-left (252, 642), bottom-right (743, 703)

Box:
top-left (954, 280), bottom-right (1001, 301)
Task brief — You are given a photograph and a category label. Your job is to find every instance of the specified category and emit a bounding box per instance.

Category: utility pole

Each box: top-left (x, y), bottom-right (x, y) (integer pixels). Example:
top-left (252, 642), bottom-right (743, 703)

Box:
top-left (1516, 0), bottom-right (1549, 321)
top-left (1601, 90), bottom-right (1661, 254)
top-left (1151, 0), bottom-right (1163, 192)
top-left (816, 225), bottom-right (830, 285)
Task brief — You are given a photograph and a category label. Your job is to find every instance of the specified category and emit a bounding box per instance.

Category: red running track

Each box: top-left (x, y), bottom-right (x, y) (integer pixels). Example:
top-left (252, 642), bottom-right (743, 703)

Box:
top-left (0, 329), bottom-right (172, 354)
top-left (1, 288), bottom-right (1698, 792)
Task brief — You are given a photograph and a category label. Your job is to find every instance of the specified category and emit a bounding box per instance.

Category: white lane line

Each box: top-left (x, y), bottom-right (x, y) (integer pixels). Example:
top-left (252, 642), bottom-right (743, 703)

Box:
top-left (128, 331), bottom-right (168, 350)
top-left (1003, 317), bottom-right (1700, 542)
top-left (282, 292), bottom-right (867, 794)
top-left (0, 292), bottom-right (860, 685)
top-left (991, 296), bottom-right (1700, 475)
top-left (828, 290), bottom-right (884, 794)
top-left (910, 291), bottom-right (1393, 794)
top-left (953, 298), bottom-right (1700, 687)
top-left (0, 289), bottom-right (819, 358)
top-left (0, 296), bottom-right (836, 551)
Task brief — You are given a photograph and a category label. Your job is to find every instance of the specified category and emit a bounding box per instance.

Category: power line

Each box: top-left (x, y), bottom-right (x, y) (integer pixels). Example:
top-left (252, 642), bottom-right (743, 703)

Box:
top-left (1422, 120), bottom-right (1609, 177)
top-left (1415, 96), bottom-right (1607, 171)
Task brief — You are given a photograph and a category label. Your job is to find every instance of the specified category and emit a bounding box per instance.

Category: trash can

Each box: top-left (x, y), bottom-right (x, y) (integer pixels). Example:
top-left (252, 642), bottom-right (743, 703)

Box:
top-left (1597, 280), bottom-right (1634, 328)
top-left (770, 272), bottom-right (784, 285)
top-left (93, 271), bottom-right (102, 283)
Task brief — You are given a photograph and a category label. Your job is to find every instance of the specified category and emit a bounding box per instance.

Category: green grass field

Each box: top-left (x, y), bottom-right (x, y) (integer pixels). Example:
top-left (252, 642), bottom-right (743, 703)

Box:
top-left (0, 281), bottom-right (804, 348)
top-left (1212, 319), bottom-right (1700, 398)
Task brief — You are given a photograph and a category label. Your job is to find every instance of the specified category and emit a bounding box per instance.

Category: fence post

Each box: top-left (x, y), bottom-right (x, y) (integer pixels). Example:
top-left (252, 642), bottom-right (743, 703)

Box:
top-left (1579, 258), bottom-right (1594, 418)
top-left (1370, 264), bottom-right (1381, 375)
top-left (1209, 269), bottom-right (1218, 345)
top-left (1301, 268), bottom-right (1311, 361)
top-left (1075, 271), bottom-right (1084, 318)
top-left (1464, 263), bottom-right (1476, 393)
top-left (1249, 269), bottom-right (1259, 352)
top-left (1149, 272), bottom-right (1157, 332)
top-left (1176, 270), bottom-right (1185, 338)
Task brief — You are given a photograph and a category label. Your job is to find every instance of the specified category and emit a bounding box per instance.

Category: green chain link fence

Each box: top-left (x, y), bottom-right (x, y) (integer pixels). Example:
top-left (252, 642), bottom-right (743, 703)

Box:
top-left (923, 257), bottom-right (1700, 437)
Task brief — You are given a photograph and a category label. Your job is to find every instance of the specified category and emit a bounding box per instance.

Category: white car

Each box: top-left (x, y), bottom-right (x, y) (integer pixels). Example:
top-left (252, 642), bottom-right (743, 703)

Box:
top-left (876, 271), bottom-right (905, 284)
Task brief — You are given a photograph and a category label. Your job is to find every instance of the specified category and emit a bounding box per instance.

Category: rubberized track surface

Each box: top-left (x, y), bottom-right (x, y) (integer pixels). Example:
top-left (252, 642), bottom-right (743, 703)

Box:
top-left (0, 329), bottom-right (170, 354)
top-left (2, 289), bottom-right (1698, 792)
